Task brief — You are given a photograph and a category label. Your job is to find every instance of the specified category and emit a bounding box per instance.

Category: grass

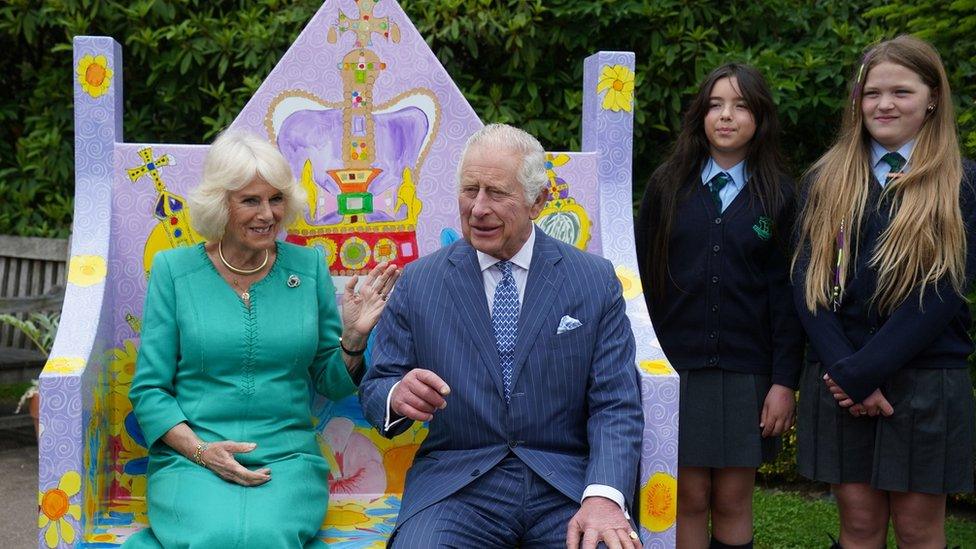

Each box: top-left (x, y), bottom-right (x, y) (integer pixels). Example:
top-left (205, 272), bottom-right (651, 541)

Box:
top-left (754, 488), bottom-right (976, 548)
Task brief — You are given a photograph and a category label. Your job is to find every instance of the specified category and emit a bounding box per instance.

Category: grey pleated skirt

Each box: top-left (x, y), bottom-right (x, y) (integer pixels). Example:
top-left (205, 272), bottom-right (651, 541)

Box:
top-left (677, 368), bottom-right (780, 468)
top-left (797, 362), bottom-right (975, 494)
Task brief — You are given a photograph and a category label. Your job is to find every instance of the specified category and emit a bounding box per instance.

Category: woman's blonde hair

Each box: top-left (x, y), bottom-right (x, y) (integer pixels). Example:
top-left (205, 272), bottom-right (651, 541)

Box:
top-left (795, 35), bottom-right (964, 314)
top-left (188, 130), bottom-right (307, 241)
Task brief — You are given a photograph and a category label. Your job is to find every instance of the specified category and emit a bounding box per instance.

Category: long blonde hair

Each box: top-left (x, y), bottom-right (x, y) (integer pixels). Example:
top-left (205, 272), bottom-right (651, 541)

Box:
top-left (795, 35), bottom-right (964, 314)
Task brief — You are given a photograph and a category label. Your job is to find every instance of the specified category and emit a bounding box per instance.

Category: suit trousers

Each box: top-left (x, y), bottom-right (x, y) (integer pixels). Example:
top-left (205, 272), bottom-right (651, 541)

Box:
top-left (389, 455), bottom-right (579, 548)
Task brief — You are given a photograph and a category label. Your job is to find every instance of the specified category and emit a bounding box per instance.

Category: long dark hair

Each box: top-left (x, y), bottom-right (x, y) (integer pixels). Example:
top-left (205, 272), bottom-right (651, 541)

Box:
top-left (637, 63), bottom-right (785, 302)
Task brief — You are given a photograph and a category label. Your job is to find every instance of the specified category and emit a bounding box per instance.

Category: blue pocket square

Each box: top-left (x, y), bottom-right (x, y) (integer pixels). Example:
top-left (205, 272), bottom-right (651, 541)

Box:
top-left (556, 315), bottom-right (583, 334)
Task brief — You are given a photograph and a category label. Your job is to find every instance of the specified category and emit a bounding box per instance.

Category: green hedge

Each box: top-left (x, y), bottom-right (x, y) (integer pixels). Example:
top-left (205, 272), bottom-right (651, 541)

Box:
top-left (3, 1), bottom-right (975, 237)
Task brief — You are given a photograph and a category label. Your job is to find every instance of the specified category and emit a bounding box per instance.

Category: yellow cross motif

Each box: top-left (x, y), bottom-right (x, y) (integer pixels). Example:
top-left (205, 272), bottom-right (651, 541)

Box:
top-left (327, 0), bottom-right (400, 48)
top-left (126, 147), bottom-right (174, 193)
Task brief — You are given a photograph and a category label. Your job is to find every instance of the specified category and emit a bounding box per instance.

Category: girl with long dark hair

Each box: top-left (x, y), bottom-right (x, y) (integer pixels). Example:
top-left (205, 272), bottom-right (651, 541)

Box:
top-left (636, 63), bottom-right (803, 548)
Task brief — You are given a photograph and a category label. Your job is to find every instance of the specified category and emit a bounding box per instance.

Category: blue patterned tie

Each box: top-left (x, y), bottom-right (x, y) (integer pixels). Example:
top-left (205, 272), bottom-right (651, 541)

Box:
top-left (492, 260), bottom-right (520, 402)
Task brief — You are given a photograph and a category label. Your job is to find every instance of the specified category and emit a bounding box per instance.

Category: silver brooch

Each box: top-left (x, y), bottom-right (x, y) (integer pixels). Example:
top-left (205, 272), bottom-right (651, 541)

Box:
top-left (286, 274), bottom-right (301, 288)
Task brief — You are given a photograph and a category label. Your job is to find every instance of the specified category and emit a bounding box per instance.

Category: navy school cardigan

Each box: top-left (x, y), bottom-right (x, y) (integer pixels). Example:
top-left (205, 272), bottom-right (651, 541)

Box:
top-left (636, 173), bottom-right (805, 389)
top-left (792, 159), bottom-right (976, 403)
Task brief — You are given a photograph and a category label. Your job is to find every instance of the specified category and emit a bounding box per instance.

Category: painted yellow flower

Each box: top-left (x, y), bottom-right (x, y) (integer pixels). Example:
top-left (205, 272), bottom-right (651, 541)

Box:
top-left (597, 64), bottom-right (635, 112)
top-left (639, 359), bottom-right (674, 376)
top-left (639, 471), bottom-right (677, 532)
top-left (68, 255), bottom-right (108, 286)
top-left (77, 54), bottom-right (113, 98)
top-left (109, 340), bottom-right (139, 391)
top-left (323, 501), bottom-right (373, 528)
top-left (38, 470), bottom-right (82, 548)
top-left (106, 391), bottom-right (134, 436)
top-left (43, 357), bottom-right (86, 375)
top-left (615, 265), bottom-right (643, 300)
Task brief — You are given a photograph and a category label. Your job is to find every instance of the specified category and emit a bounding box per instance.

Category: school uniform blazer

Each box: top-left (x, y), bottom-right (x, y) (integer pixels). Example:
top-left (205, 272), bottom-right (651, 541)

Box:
top-left (636, 173), bottom-right (804, 389)
top-left (359, 228), bottom-right (643, 528)
top-left (793, 159), bottom-right (976, 402)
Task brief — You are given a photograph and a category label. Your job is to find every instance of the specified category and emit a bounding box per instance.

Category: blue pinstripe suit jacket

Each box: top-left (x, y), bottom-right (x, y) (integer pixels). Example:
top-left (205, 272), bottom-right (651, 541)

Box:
top-left (359, 228), bottom-right (643, 528)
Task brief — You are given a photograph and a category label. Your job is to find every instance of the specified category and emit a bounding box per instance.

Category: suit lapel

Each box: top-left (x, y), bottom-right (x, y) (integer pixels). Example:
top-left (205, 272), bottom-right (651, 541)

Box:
top-left (510, 230), bottom-right (562, 390)
top-left (444, 242), bottom-right (505, 399)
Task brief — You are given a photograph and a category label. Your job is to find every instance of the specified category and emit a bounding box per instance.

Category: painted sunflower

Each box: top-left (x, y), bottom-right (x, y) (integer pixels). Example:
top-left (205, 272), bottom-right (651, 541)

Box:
top-left (640, 471), bottom-right (677, 532)
top-left (43, 357), bottom-right (86, 376)
top-left (38, 470), bottom-right (82, 547)
top-left (67, 255), bottom-right (108, 287)
top-left (615, 265), bottom-right (643, 300)
top-left (597, 64), bottom-right (635, 113)
top-left (77, 54), bottom-right (113, 98)
top-left (638, 359), bottom-right (674, 376)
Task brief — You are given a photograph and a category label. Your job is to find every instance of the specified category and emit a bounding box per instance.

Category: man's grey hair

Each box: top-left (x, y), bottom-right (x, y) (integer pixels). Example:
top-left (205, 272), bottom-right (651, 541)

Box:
top-left (456, 123), bottom-right (549, 204)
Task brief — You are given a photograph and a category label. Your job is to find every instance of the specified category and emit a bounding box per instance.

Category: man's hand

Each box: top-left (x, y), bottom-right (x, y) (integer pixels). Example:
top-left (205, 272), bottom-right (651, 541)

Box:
top-left (390, 368), bottom-right (451, 422)
top-left (566, 496), bottom-right (641, 549)
top-left (760, 383), bottom-right (795, 437)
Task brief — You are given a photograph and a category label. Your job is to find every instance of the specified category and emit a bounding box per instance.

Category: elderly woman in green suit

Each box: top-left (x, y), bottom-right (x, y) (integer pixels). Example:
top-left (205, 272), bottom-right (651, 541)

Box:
top-left (123, 130), bottom-right (399, 548)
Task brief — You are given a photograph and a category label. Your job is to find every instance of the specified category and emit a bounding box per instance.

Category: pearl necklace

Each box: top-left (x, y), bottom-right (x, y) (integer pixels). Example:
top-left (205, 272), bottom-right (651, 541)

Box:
top-left (218, 240), bottom-right (269, 275)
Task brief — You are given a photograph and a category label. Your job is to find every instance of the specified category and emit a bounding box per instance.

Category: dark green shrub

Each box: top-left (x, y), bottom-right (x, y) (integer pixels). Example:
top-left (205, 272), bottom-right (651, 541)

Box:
top-left (9, 0), bottom-right (976, 237)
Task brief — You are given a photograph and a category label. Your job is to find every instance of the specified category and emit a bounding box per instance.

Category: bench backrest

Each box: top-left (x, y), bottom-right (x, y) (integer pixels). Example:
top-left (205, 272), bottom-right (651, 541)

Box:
top-left (0, 235), bottom-right (67, 349)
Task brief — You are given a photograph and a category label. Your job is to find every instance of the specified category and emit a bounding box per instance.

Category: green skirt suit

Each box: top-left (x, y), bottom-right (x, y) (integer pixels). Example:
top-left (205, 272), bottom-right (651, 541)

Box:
top-left (123, 242), bottom-right (357, 548)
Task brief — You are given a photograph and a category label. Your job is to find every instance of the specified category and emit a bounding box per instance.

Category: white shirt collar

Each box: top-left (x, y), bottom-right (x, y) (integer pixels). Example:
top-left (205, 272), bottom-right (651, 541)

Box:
top-left (701, 157), bottom-right (748, 190)
top-left (477, 226), bottom-right (535, 273)
top-left (871, 139), bottom-right (915, 170)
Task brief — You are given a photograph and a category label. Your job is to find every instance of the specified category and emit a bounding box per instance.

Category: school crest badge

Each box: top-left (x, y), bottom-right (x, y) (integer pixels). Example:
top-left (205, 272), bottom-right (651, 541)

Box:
top-left (753, 215), bottom-right (771, 241)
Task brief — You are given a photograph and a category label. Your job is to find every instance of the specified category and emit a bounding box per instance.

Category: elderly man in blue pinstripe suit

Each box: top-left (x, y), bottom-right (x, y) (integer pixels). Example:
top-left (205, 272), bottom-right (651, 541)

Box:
top-left (360, 123), bottom-right (643, 548)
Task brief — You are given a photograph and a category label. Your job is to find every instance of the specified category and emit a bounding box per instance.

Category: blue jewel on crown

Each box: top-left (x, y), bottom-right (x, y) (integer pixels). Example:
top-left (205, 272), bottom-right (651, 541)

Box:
top-left (287, 274), bottom-right (301, 288)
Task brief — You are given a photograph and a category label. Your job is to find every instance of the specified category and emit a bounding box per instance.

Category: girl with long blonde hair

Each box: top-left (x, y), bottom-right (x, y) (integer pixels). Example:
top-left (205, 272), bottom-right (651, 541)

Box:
top-left (793, 35), bottom-right (976, 548)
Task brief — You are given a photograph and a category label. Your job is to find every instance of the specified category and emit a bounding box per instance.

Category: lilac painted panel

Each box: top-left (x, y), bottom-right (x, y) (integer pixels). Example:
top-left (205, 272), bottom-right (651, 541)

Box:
top-left (583, 52), bottom-right (678, 544)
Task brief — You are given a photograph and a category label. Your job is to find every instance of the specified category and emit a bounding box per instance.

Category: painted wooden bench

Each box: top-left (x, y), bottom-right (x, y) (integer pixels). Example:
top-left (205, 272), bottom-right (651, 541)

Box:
top-left (37, 1), bottom-right (678, 547)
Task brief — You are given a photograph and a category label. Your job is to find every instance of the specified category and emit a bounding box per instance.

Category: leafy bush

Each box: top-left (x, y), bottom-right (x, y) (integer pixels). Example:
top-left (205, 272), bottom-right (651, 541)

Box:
top-left (0, 312), bottom-right (60, 354)
top-left (5, 1), bottom-right (976, 237)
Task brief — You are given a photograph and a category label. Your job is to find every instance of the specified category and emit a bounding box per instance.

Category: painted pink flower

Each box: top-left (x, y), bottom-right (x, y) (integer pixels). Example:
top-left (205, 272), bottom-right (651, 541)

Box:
top-left (322, 418), bottom-right (386, 496)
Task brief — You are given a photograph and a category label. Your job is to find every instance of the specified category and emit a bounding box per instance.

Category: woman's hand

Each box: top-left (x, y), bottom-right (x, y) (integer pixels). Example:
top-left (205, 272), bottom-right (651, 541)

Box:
top-left (823, 374), bottom-right (894, 417)
top-left (760, 383), bottom-right (796, 437)
top-left (160, 424), bottom-right (269, 486)
top-left (857, 389), bottom-right (894, 417)
top-left (340, 262), bottom-right (400, 346)
top-left (823, 373), bottom-right (854, 406)
top-left (201, 441), bottom-right (272, 486)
